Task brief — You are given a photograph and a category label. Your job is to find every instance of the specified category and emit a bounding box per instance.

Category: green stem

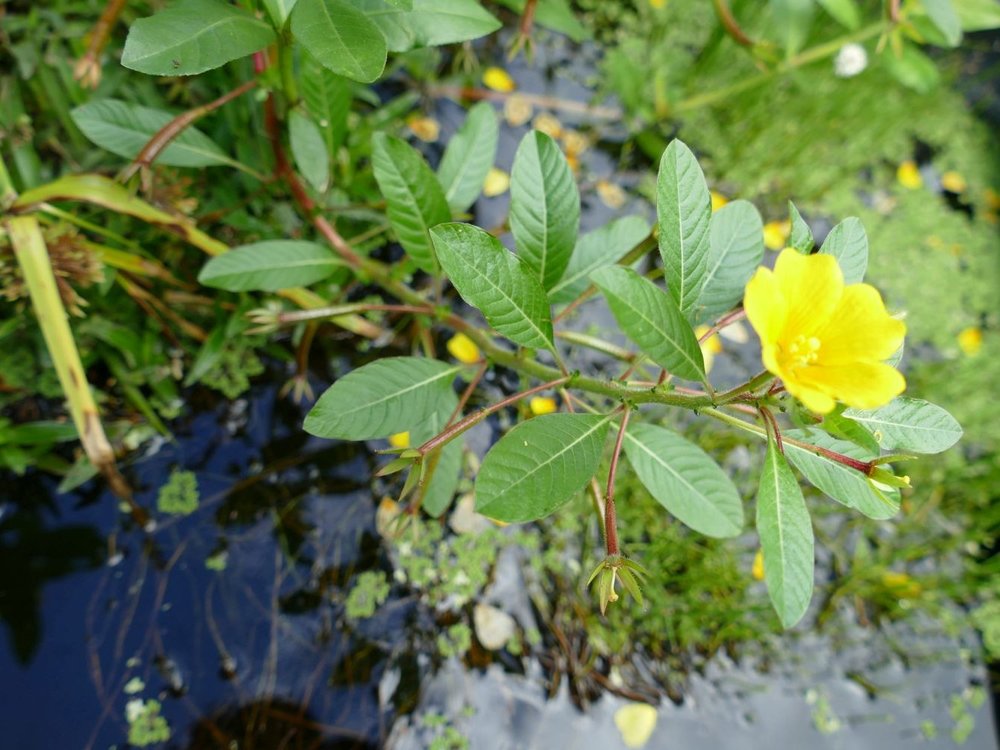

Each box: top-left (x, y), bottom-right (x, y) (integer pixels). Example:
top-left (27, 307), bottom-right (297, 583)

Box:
top-left (278, 33), bottom-right (299, 106)
top-left (0, 153), bottom-right (16, 205)
top-left (713, 370), bottom-right (775, 405)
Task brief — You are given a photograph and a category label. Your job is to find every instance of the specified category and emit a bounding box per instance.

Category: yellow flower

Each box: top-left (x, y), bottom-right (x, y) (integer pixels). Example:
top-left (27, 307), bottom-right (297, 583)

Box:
top-left (649, 0), bottom-right (667, 8)
top-left (483, 66), bottom-right (516, 93)
top-left (762, 220), bottom-right (791, 251)
top-left (752, 549), bottom-right (765, 581)
top-left (405, 114), bottom-right (440, 143)
top-left (896, 160), bottom-right (922, 190)
top-left (694, 325), bottom-right (723, 372)
top-left (482, 167), bottom-right (510, 197)
top-left (503, 94), bottom-right (533, 126)
top-left (446, 332), bottom-right (481, 364)
top-left (614, 703), bottom-right (658, 748)
top-left (388, 431), bottom-right (410, 449)
top-left (529, 396), bottom-right (558, 416)
top-left (940, 170), bottom-right (966, 193)
top-left (596, 179), bottom-right (627, 209)
top-left (744, 249), bottom-right (906, 414)
top-left (710, 190), bottom-right (729, 212)
top-left (957, 326), bottom-right (982, 356)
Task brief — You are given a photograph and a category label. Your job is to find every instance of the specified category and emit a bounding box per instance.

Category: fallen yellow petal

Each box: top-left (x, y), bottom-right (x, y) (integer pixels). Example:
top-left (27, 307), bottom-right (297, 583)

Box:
top-left (940, 170), bottom-right (966, 193)
top-left (881, 571), bottom-right (922, 598)
top-left (532, 112), bottom-right (563, 139)
top-left (596, 179), bottom-right (627, 209)
top-left (762, 220), bottom-right (791, 251)
top-left (752, 549), bottom-right (765, 581)
top-left (483, 66), bottom-right (516, 93)
top-left (406, 114), bottom-right (440, 143)
top-left (447, 332), bottom-right (482, 364)
top-left (503, 94), bottom-right (533, 127)
top-left (649, 0), bottom-right (667, 8)
top-left (897, 160), bottom-right (922, 190)
top-left (711, 190), bottom-right (728, 212)
top-left (614, 703), bottom-right (658, 749)
top-left (957, 326), bottom-right (982, 356)
top-left (482, 167), bottom-right (510, 197)
top-left (388, 431), bottom-right (410, 449)
top-left (529, 396), bottom-right (558, 416)
top-left (561, 129), bottom-right (589, 157)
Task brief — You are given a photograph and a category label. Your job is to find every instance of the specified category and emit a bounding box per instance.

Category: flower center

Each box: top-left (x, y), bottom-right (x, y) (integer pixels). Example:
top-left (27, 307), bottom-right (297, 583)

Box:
top-left (784, 334), bottom-right (821, 369)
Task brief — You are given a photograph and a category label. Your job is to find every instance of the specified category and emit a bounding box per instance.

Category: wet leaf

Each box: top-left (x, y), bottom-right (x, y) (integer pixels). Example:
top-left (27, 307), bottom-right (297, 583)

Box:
top-left (843, 398), bottom-right (962, 454)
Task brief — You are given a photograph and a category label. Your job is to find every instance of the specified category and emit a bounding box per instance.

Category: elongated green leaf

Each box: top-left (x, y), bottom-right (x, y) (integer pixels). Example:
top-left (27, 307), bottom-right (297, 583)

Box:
top-left (71, 100), bottom-right (234, 168)
top-left (883, 42), bottom-right (940, 93)
top-left (412, 390), bottom-right (462, 517)
top-left (784, 429), bottom-right (899, 520)
top-left (305, 357), bottom-right (460, 440)
top-left (820, 217), bottom-right (868, 284)
top-left (757, 439), bottom-right (814, 629)
top-left (549, 216), bottom-right (651, 305)
top-left (817, 0), bottom-right (860, 28)
top-left (291, 0), bottom-right (387, 83)
top-left (657, 139), bottom-right (712, 321)
top-left (923, 0), bottom-right (963, 45)
top-left (263, 0), bottom-right (299, 26)
top-left (954, 0), bottom-right (1000, 30)
top-left (121, 0), bottom-right (275, 76)
top-left (788, 201), bottom-right (814, 253)
top-left (301, 56), bottom-right (351, 155)
top-left (844, 398), bottom-right (962, 454)
top-left (770, 0), bottom-right (815, 54)
top-left (820, 411), bottom-right (881, 455)
top-left (371, 133), bottom-right (451, 273)
top-left (436, 102), bottom-right (499, 214)
top-left (475, 414), bottom-right (610, 522)
top-left (289, 109), bottom-right (329, 192)
top-left (357, 0), bottom-right (501, 52)
top-left (590, 266), bottom-right (705, 382)
top-left (509, 131), bottom-right (580, 291)
top-left (692, 199), bottom-right (764, 324)
top-left (431, 223), bottom-right (554, 350)
top-left (198, 241), bottom-right (343, 291)
top-left (624, 423), bottom-right (743, 538)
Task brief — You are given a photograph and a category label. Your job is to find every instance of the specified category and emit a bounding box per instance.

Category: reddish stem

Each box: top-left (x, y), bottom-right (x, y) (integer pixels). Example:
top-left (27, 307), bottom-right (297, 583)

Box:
top-left (604, 407), bottom-right (631, 556)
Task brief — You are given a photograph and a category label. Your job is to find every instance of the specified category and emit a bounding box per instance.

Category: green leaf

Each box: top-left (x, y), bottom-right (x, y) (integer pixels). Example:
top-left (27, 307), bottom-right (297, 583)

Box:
top-left (357, 0), bottom-right (501, 52)
top-left (756, 438), bottom-right (814, 629)
top-left (656, 139), bottom-right (712, 321)
top-left (843, 398), bottom-right (962, 454)
top-left (475, 414), bottom-right (611, 522)
top-left (121, 0), bottom-right (275, 76)
top-left (820, 217), bottom-right (868, 284)
top-left (291, 0), bottom-right (387, 83)
top-left (784, 429), bottom-right (900, 520)
top-left (922, 0), bottom-right (963, 46)
top-left (624, 422), bottom-right (743, 538)
top-left (770, 0), bottom-right (815, 54)
top-left (787, 201), bottom-right (814, 253)
top-left (262, 0), bottom-right (299, 26)
top-left (300, 58), bottom-right (351, 156)
top-left (510, 131), bottom-right (580, 291)
top-left (431, 223), bottom-right (554, 350)
top-left (692, 199), bottom-right (764, 325)
top-left (436, 101), bottom-right (499, 214)
top-left (304, 357), bottom-right (461, 440)
top-left (70, 100), bottom-right (234, 168)
top-left (590, 266), bottom-right (705, 382)
top-left (412, 390), bottom-right (462, 517)
top-left (548, 215), bottom-right (651, 305)
top-left (198, 241), bottom-right (343, 291)
top-left (820, 411), bottom-right (881, 455)
top-left (953, 0), bottom-right (1000, 30)
top-left (289, 110), bottom-right (329, 193)
top-left (883, 42), bottom-right (940, 94)
top-left (816, 0), bottom-right (860, 28)
top-left (371, 132), bottom-right (451, 273)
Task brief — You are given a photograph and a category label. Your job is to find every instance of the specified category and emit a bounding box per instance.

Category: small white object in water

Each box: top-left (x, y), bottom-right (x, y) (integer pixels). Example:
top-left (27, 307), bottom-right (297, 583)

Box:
top-left (473, 603), bottom-right (516, 650)
top-left (834, 44), bottom-right (868, 78)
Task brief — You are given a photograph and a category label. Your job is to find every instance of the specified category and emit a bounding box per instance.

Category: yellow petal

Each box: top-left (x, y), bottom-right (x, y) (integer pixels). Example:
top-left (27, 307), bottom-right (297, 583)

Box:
top-left (561, 129), bottom-right (589, 157)
top-left (406, 115), bottom-right (439, 143)
top-left (710, 190), bottom-right (728, 212)
top-left (940, 170), bottom-right (966, 193)
top-left (897, 160), bottom-right (922, 190)
top-left (772, 249), bottom-right (843, 337)
top-left (529, 396), bottom-right (558, 416)
top-left (752, 549), bottom-right (765, 580)
top-left (957, 326), bottom-right (982, 355)
top-left (762, 220), bottom-right (790, 251)
top-left (596, 180), bottom-right (627, 209)
top-left (743, 266), bottom-right (788, 351)
top-left (814, 284), bottom-right (906, 365)
top-left (503, 94), bottom-right (533, 126)
top-left (784, 378), bottom-right (837, 414)
top-left (649, 0), bottom-right (667, 8)
top-left (483, 66), bottom-right (516, 93)
top-left (388, 431), bottom-right (410, 449)
top-left (532, 112), bottom-right (563, 139)
top-left (797, 361), bottom-right (905, 410)
top-left (614, 703), bottom-right (658, 749)
top-left (447, 332), bottom-right (481, 364)
top-left (482, 167), bottom-right (510, 197)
